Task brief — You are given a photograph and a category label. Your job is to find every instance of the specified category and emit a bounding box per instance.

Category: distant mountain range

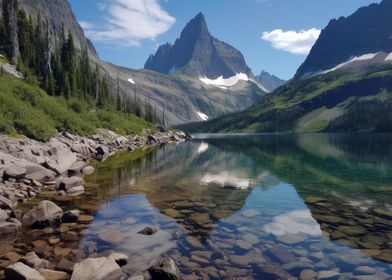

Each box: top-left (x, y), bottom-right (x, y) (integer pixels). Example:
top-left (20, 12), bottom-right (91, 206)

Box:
top-left (181, 0), bottom-right (392, 133)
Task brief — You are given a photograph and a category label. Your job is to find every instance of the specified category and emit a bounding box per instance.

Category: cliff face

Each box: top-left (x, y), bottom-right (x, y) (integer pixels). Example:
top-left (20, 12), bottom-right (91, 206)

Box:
top-left (17, 0), bottom-right (98, 58)
top-left (295, 0), bottom-right (392, 79)
top-left (145, 13), bottom-right (253, 79)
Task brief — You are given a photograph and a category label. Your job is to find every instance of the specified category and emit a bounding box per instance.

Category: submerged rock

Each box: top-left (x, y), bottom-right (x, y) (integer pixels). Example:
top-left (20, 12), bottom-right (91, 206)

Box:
top-left (71, 257), bottom-right (126, 280)
top-left (138, 226), bottom-right (158, 236)
top-left (148, 257), bottom-right (181, 280)
top-left (5, 262), bottom-right (45, 280)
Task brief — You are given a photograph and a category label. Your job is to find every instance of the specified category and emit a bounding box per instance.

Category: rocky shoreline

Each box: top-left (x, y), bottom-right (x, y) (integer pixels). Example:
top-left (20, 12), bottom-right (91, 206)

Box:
top-left (0, 127), bottom-right (189, 280)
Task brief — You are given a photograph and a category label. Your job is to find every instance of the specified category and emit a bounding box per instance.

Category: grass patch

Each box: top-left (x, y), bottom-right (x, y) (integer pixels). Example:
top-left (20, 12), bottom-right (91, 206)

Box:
top-left (0, 73), bottom-right (153, 141)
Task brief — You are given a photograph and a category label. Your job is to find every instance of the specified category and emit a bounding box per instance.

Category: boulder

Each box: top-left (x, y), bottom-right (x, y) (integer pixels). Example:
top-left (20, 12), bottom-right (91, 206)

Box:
top-left (24, 165), bottom-right (56, 183)
top-left (20, 252), bottom-right (49, 269)
top-left (22, 200), bottom-right (63, 228)
top-left (66, 186), bottom-right (85, 196)
top-left (147, 135), bottom-right (159, 145)
top-left (0, 195), bottom-right (13, 209)
top-left (148, 258), bottom-right (181, 280)
top-left (71, 257), bottom-right (126, 280)
top-left (45, 139), bottom-right (78, 174)
top-left (55, 177), bottom-right (84, 191)
top-left (4, 165), bottom-right (27, 180)
top-left (0, 209), bottom-right (9, 220)
top-left (62, 210), bottom-right (80, 223)
top-left (95, 146), bottom-right (109, 162)
top-left (82, 166), bottom-right (95, 175)
top-left (68, 161), bottom-right (87, 175)
top-left (5, 262), bottom-right (45, 280)
top-left (0, 221), bottom-right (17, 236)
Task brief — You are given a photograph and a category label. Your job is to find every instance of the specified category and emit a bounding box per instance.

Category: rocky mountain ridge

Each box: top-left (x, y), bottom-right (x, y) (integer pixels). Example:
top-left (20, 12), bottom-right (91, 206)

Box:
top-left (295, 0), bottom-right (392, 79)
top-left (145, 13), bottom-right (254, 80)
top-left (257, 71), bottom-right (286, 92)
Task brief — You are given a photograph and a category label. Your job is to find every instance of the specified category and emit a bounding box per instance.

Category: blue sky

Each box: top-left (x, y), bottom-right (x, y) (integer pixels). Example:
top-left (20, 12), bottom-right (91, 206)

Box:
top-left (69, 0), bottom-right (380, 80)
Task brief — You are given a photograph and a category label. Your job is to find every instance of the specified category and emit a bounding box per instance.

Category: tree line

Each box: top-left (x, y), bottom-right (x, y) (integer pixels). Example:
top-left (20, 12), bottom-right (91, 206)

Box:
top-left (0, 0), bottom-right (159, 124)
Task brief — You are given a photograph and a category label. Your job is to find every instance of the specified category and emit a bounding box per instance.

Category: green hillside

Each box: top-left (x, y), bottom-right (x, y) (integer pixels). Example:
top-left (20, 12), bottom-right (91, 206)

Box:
top-left (0, 72), bottom-right (153, 141)
top-left (180, 66), bottom-right (392, 133)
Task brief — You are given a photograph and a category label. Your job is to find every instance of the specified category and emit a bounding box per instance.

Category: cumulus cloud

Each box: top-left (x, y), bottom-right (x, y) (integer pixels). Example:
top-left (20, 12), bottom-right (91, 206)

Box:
top-left (261, 28), bottom-right (321, 55)
top-left (81, 0), bottom-right (176, 47)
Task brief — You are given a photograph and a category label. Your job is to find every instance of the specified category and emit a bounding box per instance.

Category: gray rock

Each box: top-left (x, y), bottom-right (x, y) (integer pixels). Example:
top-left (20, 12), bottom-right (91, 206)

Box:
top-left (22, 200), bottom-right (63, 228)
top-left (5, 262), bottom-right (45, 280)
top-left (68, 161), bottom-right (87, 175)
top-left (0, 209), bottom-right (9, 221)
top-left (4, 165), bottom-right (27, 179)
top-left (148, 257), bottom-right (181, 280)
top-left (0, 221), bottom-right (17, 236)
top-left (55, 176), bottom-right (84, 191)
top-left (45, 139), bottom-right (78, 174)
top-left (71, 257), bottom-right (126, 280)
top-left (108, 253), bottom-right (128, 267)
top-left (66, 185), bottom-right (85, 196)
top-left (82, 166), bottom-right (95, 175)
top-left (24, 165), bottom-right (56, 183)
top-left (0, 195), bottom-right (13, 209)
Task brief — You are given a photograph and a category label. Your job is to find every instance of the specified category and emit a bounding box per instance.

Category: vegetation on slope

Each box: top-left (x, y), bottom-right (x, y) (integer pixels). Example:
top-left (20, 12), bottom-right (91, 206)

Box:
top-left (0, 73), bottom-right (153, 141)
top-left (180, 66), bottom-right (392, 133)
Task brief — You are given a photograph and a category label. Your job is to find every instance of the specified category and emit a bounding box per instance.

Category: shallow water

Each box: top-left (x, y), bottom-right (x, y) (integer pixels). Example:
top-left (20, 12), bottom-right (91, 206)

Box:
top-left (13, 134), bottom-right (392, 278)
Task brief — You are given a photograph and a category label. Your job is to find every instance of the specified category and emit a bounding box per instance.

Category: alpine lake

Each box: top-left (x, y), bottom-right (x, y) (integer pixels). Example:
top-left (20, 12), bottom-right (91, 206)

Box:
top-left (9, 134), bottom-right (392, 279)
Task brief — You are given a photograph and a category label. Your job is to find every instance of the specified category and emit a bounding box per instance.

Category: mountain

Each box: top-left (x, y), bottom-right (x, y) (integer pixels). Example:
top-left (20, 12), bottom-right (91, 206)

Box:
top-left (145, 13), bottom-right (254, 80)
top-left (257, 71), bottom-right (286, 92)
top-left (295, 0), bottom-right (392, 79)
top-left (4, 3), bottom-right (266, 126)
top-left (17, 0), bottom-right (98, 58)
top-left (180, 0), bottom-right (392, 133)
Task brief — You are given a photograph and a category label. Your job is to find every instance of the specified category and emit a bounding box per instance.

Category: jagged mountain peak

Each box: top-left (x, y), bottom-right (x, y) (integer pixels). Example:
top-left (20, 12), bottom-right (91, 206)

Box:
top-left (144, 13), bottom-right (253, 80)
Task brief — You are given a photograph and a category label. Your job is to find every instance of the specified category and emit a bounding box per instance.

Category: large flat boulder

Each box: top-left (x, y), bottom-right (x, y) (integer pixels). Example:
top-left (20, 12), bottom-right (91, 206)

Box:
top-left (70, 257), bottom-right (126, 280)
top-left (22, 200), bottom-right (63, 228)
top-left (5, 262), bottom-right (45, 280)
top-left (55, 177), bottom-right (84, 191)
top-left (44, 139), bottom-right (78, 174)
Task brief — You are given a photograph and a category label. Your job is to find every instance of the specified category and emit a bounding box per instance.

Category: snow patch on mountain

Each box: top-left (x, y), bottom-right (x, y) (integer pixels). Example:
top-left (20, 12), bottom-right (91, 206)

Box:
top-left (385, 52), bottom-right (392, 62)
top-left (200, 73), bottom-right (249, 88)
top-left (323, 53), bottom-right (378, 74)
top-left (128, 78), bottom-right (135, 84)
top-left (197, 111), bottom-right (209, 121)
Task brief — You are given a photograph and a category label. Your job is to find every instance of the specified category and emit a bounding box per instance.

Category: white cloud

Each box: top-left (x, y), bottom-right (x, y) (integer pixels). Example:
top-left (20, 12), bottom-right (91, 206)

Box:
top-left (261, 28), bottom-right (321, 55)
top-left (81, 0), bottom-right (176, 47)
